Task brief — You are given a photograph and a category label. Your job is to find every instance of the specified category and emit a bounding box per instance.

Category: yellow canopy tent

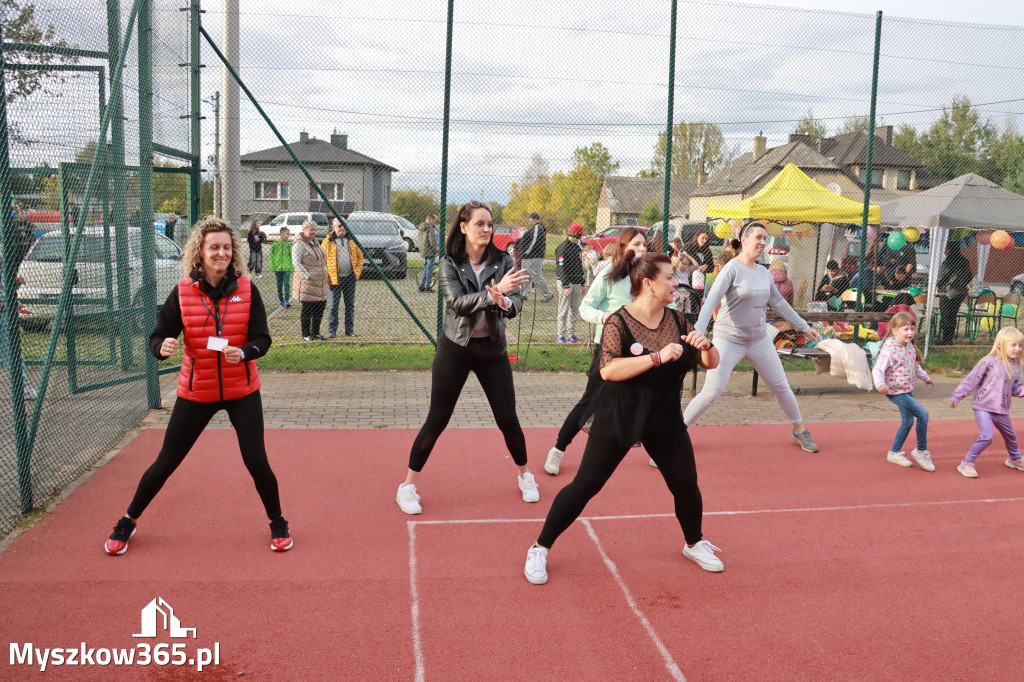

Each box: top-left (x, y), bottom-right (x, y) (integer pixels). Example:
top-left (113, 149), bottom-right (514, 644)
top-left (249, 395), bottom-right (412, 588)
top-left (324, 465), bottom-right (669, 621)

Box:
top-left (706, 163), bottom-right (880, 225)
top-left (706, 164), bottom-right (880, 308)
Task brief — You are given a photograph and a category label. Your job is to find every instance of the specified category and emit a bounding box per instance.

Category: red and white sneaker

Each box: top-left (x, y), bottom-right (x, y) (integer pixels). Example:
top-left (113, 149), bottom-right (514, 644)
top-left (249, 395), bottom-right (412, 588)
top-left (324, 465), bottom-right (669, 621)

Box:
top-left (270, 516), bottom-right (293, 552)
top-left (104, 517), bottom-right (137, 555)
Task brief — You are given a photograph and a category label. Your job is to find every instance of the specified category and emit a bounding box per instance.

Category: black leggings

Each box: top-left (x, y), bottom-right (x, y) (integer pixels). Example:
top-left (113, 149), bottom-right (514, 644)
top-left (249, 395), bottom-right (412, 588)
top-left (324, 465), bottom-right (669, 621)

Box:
top-left (409, 335), bottom-right (528, 472)
top-left (555, 343), bottom-right (602, 451)
top-left (538, 412), bottom-right (702, 548)
top-left (300, 300), bottom-right (326, 337)
top-left (126, 390), bottom-right (282, 520)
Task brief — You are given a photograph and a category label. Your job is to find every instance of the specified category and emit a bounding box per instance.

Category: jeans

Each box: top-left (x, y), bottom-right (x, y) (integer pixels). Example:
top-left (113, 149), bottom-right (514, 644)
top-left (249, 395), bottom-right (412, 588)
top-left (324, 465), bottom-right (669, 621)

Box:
top-left (556, 280), bottom-right (582, 339)
top-left (274, 271), bottom-right (291, 304)
top-left (964, 409), bottom-right (1020, 462)
top-left (420, 257), bottom-right (436, 289)
top-left (328, 274), bottom-right (357, 335)
top-left (523, 257), bottom-right (552, 299)
top-left (885, 392), bottom-right (929, 452)
top-left (248, 249), bottom-right (262, 275)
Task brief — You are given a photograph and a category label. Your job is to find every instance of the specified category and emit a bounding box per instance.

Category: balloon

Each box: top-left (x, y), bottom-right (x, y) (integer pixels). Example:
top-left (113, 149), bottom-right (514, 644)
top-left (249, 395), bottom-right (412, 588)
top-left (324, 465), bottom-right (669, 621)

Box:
top-left (908, 286), bottom-right (923, 296)
top-left (887, 232), bottom-right (906, 250)
top-left (1001, 303), bottom-right (1017, 318)
top-left (902, 227), bottom-right (920, 243)
top-left (990, 230), bottom-right (1013, 250)
top-left (976, 230), bottom-right (992, 246)
top-left (714, 222), bottom-right (731, 239)
top-left (866, 226), bottom-right (877, 243)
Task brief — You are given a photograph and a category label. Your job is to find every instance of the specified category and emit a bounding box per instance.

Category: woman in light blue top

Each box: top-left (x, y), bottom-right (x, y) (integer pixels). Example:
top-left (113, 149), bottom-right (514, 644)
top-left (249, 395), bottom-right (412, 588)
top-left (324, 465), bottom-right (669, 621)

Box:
top-left (683, 221), bottom-right (821, 452)
top-left (544, 228), bottom-right (648, 476)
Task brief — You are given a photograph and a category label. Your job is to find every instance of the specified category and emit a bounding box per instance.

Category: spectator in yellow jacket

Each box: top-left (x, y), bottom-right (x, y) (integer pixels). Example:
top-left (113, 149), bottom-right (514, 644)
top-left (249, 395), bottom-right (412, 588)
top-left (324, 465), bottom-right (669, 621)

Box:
top-left (321, 218), bottom-right (364, 337)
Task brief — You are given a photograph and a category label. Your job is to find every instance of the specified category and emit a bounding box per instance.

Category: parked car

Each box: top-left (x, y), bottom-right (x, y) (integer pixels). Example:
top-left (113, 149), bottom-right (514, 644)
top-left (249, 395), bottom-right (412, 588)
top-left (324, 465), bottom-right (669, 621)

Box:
top-left (153, 213), bottom-right (170, 234)
top-left (492, 224), bottom-right (522, 256)
top-left (17, 227), bottom-right (182, 330)
top-left (582, 226), bottom-right (649, 253)
top-left (345, 212), bottom-right (408, 280)
top-left (265, 211), bottom-right (330, 239)
top-left (393, 215), bottom-right (420, 252)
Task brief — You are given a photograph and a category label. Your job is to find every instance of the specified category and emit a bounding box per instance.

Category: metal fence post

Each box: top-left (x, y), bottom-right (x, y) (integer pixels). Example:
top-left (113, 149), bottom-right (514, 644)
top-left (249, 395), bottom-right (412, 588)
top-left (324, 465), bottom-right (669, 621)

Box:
top-left (138, 0), bottom-right (160, 407)
top-left (437, 0), bottom-right (455, 339)
top-left (858, 11), bottom-right (883, 319)
top-left (661, 0), bottom-right (678, 253)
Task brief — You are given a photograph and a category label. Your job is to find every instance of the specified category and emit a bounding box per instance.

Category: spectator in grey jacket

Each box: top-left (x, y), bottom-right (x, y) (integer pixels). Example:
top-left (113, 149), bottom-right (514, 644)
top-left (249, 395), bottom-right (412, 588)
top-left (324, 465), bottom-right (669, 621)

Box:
top-left (516, 212), bottom-right (553, 302)
top-left (418, 214), bottom-right (439, 292)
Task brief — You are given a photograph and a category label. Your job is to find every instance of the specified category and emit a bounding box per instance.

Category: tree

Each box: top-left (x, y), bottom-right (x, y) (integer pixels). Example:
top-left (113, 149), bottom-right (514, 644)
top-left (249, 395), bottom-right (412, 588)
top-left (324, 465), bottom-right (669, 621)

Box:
top-left (637, 201), bottom-right (662, 227)
top-left (648, 121), bottom-right (735, 180)
top-left (794, 109), bottom-right (827, 146)
top-left (3, 0), bottom-right (79, 143)
top-left (391, 188), bottom-right (440, 225)
top-left (837, 116), bottom-right (872, 135)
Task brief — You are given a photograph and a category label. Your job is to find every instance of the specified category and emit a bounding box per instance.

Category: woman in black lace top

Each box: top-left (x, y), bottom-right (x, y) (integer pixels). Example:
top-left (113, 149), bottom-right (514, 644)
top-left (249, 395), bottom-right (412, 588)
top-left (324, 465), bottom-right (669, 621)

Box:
top-left (524, 252), bottom-right (723, 585)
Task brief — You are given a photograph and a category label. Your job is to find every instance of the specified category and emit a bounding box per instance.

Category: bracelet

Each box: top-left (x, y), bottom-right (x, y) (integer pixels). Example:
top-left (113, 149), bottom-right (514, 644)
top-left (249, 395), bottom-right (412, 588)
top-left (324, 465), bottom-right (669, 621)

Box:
top-left (650, 351), bottom-right (661, 367)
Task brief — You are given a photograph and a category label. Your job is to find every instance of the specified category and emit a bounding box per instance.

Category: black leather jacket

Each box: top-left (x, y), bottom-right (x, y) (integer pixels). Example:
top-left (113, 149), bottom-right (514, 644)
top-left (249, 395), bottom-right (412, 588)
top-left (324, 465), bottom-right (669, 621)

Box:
top-left (439, 251), bottom-right (522, 345)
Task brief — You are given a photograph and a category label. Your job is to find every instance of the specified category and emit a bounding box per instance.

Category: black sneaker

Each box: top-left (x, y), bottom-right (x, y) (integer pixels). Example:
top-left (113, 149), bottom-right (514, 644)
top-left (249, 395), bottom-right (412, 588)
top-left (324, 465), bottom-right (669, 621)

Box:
top-left (270, 516), bottom-right (293, 552)
top-left (104, 517), bottom-right (137, 555)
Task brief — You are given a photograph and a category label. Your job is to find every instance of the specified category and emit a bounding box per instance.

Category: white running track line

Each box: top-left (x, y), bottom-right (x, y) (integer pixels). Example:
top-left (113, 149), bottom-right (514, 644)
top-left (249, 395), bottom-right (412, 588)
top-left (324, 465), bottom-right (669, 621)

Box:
top-left (581, 518), bottom-right (687, 682)
top-left (407, 522), bottom-right (425, 682)
top-left (406, 495), bottom-right (1024, 680)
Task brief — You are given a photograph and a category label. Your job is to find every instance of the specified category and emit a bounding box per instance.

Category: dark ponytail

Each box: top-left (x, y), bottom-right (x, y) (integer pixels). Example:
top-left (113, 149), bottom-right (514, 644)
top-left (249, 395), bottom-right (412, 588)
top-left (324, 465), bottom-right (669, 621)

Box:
top-left (729, 238), bottom-right (741, 251)
top-left (609, 251), bottom-right (671, 298)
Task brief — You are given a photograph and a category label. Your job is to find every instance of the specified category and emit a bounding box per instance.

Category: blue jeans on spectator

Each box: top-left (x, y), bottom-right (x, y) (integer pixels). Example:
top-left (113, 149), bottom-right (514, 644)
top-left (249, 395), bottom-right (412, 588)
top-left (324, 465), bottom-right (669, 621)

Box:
top-left (420, 257), bottom-right (436, 290)
top-left (885, 392), bottom-right (929, 452)
top-left (328, 274), bottom-right (357, 336)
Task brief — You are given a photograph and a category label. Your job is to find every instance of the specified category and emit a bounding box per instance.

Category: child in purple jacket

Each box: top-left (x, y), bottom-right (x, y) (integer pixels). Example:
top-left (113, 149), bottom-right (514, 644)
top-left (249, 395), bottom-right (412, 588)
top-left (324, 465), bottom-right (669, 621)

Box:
top-left (951, 327), bottom-right (1024, 478)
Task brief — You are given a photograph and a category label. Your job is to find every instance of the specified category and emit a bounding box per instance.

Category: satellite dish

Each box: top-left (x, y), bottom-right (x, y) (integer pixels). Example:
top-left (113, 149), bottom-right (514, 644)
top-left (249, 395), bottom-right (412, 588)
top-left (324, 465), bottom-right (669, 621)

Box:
top-left (826, 182), bottom-right (842, 196)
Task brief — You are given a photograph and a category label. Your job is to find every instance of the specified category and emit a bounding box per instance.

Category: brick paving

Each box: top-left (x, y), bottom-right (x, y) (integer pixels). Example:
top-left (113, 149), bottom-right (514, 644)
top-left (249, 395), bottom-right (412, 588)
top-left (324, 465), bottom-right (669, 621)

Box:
top-left (143, 369), bottom-right (971, 430)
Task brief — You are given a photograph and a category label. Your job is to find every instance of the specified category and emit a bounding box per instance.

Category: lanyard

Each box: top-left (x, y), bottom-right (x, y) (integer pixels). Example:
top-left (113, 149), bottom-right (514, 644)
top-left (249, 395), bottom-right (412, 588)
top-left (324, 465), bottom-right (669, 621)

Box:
top-left (197, 288), bottom-right (227, 338)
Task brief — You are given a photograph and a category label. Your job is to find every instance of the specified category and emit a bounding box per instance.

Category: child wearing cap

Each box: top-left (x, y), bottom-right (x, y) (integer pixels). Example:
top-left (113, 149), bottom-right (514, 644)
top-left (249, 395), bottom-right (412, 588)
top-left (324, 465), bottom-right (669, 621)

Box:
top-left (555, 224), bottom-right (587, 343)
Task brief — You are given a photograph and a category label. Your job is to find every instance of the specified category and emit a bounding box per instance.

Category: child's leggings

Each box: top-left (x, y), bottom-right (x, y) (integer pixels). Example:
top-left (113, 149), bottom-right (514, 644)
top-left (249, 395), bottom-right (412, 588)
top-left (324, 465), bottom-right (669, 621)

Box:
top-left (885, 392), bottom-right (928, 452)
top-left (683, 334), bottom-right (803, 427)
top-left (964, 409), bottom-right (1021, 463)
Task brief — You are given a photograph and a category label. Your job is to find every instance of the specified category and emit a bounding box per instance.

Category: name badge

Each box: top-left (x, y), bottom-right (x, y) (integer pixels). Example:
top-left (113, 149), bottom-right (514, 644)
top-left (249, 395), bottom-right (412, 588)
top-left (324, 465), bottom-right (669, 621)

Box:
top-left (630, 342), bottom-right (644, 356)
top-left (206, 336), bottom-right (228, 352)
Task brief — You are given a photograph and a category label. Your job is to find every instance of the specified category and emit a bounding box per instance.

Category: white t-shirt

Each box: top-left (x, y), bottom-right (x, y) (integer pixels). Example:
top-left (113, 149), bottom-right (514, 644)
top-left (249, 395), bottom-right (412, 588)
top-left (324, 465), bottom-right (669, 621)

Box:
top-left (696, 259), bottom-right (808, 343)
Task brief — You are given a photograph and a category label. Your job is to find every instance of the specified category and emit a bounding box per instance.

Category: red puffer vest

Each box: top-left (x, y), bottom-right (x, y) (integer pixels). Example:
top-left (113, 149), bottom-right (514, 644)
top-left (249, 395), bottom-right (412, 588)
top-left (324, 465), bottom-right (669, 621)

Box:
top-left (176, 276), bottom-right (260, 402)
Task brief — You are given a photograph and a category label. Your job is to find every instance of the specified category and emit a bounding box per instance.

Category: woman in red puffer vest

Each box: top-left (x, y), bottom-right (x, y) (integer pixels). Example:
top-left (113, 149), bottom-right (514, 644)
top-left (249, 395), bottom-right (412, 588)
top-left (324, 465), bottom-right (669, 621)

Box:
top-left (103, 217), bottom-right (291, 556)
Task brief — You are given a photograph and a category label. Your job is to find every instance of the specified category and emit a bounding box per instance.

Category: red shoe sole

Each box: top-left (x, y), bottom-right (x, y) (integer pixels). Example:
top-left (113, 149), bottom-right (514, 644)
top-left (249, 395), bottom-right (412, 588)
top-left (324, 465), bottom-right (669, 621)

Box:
top-left (104, 527), bottom-right (137, 555)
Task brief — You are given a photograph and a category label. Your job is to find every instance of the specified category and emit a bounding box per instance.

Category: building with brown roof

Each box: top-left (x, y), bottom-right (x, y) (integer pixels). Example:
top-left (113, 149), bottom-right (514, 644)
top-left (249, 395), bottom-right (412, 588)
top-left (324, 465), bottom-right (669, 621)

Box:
top-left (596, 176), bottom-right (697, 231)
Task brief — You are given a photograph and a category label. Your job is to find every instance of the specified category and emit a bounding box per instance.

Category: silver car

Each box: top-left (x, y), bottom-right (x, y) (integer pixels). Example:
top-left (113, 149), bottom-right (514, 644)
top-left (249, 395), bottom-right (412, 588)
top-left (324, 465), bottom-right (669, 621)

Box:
top-left (17, 227), bottom-right (182, 330)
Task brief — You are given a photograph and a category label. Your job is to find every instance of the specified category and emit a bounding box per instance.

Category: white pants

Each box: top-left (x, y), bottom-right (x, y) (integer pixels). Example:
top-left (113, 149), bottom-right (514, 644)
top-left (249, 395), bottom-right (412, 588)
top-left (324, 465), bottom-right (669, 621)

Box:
top-left (683, 334), bottom-right (804, 427)
top-left (556, 280), bottom-right (582, 339)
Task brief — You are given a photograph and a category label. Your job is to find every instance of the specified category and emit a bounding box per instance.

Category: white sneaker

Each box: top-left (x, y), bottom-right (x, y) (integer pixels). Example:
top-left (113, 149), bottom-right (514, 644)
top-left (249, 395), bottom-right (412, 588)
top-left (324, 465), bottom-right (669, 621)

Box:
top-left (682, 540), bottom-right (724, 572)
top-left (518, 472), bottom-right (539, 503)
top-left (910, 449), bottom-right (936, 472)
top-left (396, 483), bottom-right (422, 515)
top-left (23, 385), bottom-right (38, 401)
top-left (544, 447), bottom-right (564, 476)
top-left (1005, 458), bottom-right (1024, 472)
top-left (524, 545), bottom-right (548, 584)
top-left (887, 451), bottom-right (913, 467)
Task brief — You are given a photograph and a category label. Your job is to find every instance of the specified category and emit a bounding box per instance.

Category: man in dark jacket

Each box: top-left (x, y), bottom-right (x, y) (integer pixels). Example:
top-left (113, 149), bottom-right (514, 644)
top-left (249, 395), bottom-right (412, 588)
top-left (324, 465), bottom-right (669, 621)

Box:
top-left (417, 214), bottom-right (439, 292)
top-left (515, 212), bottom-right (552, 302)
top-left (935, 240), bottom-right (973, 344)
top-left (813, 260), bottom-right (849, 308)
top-left (11, 205), bottom-right (35, 263)
top-left (555, 224), bottom-right (586, 342)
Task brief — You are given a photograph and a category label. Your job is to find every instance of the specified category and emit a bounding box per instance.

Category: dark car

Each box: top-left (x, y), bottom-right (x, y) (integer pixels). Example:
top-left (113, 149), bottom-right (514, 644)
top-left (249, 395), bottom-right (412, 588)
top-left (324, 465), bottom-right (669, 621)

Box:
top-left (345, 212), bottom-right (408, 280)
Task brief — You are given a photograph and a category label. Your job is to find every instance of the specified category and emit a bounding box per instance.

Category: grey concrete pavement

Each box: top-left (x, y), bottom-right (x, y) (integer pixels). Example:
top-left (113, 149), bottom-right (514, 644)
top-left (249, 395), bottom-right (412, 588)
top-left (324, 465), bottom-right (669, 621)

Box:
top-left (143, 369), bottom-right (971, 430)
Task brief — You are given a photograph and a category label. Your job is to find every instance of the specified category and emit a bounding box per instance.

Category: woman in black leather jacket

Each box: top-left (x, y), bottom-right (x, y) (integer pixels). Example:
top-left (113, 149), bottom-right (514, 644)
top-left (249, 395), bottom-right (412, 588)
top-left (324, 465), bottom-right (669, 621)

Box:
top-left (396, 200), bottom-right (538, 515)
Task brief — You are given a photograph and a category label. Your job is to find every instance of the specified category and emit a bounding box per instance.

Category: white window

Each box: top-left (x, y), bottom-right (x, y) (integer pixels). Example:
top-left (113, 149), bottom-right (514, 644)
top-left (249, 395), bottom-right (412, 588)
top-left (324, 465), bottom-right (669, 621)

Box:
top-left (311, 182), bottom-right (343, 201)
top-left (255, 181), bottom-right (289, 200)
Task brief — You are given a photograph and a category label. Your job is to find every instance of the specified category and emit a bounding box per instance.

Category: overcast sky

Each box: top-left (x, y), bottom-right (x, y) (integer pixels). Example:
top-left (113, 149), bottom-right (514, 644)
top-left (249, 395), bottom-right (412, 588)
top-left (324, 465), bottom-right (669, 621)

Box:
top-left (10, 0), bottom-right (1024, 209)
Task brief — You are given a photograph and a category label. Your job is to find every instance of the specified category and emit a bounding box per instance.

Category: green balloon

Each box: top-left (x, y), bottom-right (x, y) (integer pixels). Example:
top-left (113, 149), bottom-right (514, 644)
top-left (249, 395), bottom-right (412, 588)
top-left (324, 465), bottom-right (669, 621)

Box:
top-left (887, 232), bottom-right (906, 250)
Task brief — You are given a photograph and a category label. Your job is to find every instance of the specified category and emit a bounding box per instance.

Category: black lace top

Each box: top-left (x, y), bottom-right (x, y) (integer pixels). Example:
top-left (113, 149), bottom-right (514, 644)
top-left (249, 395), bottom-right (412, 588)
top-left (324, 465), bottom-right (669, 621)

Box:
top-left (585, 307), bottom-right (700, 446)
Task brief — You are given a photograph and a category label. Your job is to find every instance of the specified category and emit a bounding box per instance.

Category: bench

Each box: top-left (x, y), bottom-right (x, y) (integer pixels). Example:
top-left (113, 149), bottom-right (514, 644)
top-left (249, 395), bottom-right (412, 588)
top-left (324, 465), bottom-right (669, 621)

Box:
top-left (749, 311), bottom-right (891, 396)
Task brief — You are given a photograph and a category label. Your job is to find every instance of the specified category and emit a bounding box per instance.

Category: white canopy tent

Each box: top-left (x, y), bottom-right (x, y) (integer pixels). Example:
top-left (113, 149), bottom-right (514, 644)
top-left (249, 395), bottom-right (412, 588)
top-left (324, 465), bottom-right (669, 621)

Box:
top-left (879, 173), bottom-right (1024, 356)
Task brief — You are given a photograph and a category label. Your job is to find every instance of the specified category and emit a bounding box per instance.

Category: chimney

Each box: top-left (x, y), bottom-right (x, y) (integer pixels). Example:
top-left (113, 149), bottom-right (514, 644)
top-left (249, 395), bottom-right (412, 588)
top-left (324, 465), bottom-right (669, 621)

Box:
top-left (299, 131), bottom-right (309, 144)
top-left (789, 133), bottom-right (811, 146)
top-left (697, 158), bottom-right (708, 186)
top-left (330, 133), bottom-right (348, 149)
top-left (752, 133), bottom-right (767, 162)
top-left (875, 125), bottom-right (893, 146)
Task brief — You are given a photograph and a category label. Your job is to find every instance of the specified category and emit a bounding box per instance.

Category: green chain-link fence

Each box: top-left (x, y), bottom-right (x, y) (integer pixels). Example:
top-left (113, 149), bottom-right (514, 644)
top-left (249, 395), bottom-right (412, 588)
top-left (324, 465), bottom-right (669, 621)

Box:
top-left (2, 0), bottom-right (1023, 536)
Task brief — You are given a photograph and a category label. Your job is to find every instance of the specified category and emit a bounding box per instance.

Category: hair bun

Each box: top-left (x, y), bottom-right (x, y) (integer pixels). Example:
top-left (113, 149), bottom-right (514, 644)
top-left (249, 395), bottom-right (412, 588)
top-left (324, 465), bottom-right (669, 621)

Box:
top-left (729, 238), bottom-right (741, 251)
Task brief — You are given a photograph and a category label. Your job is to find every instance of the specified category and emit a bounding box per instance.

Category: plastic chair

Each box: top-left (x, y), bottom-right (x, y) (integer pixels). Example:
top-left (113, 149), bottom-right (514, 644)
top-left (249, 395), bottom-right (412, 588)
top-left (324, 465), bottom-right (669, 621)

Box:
top-left (967, 290), bottom-right (998, 342)
top-left (997, 292), bottom-right (1020, 328)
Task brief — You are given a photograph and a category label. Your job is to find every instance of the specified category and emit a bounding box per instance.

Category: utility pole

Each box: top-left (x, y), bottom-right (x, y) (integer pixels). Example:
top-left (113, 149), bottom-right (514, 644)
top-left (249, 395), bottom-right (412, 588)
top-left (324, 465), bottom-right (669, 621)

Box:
top-left (211, 90), bottom-right (221, 218)
top-left (221, 0), bottom-right (240, 228)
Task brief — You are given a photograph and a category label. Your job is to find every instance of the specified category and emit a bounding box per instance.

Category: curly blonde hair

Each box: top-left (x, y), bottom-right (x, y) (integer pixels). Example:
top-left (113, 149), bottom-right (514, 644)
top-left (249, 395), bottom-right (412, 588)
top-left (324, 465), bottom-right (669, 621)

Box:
top-left (181, 216), bottom-right (247, 278)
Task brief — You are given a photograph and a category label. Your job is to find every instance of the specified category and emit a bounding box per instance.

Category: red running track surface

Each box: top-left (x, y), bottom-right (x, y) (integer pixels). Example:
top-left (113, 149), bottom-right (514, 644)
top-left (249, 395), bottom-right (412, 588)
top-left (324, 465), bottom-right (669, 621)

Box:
top-left (0, 420), bottom-right (1022, 680)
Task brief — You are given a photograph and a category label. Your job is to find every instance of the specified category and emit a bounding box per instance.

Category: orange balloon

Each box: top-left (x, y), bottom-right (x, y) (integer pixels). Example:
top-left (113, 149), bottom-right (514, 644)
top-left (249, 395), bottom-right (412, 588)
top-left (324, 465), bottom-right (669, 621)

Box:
top-left (990, 230), bottom-right (1013, 250)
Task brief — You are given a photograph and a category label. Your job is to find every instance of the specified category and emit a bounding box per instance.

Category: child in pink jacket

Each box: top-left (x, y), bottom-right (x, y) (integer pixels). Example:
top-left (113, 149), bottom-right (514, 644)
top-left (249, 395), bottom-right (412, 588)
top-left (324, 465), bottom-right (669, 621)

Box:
top-left (951, 327), bottom-right (1024, 478)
